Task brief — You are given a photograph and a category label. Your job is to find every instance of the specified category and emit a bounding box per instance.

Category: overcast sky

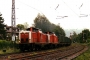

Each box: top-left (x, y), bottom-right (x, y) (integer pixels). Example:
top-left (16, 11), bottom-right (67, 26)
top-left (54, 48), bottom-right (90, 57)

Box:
top-left (0, 0), bottom-right (90, 30)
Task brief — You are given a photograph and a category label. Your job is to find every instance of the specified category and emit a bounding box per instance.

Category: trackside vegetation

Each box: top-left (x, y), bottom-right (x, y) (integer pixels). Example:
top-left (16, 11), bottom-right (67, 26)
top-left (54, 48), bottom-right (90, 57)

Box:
top-left (0, 40), bottom-right (19, 54)
top-left (0, 40), bottom-right (18, 49)
top-left (73, 42), bottom-right (90, 60)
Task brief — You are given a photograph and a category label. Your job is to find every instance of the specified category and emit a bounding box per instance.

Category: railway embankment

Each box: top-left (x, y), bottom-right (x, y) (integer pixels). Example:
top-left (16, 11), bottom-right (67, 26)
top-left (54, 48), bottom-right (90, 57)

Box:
top-left (0, 43), bottom-right (87, 60)
top-left (73, 43), bottom-right (90, 60)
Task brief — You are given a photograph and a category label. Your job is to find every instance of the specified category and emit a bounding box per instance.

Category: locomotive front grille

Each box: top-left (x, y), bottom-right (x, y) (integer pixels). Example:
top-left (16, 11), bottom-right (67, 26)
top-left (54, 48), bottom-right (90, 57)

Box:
top-left (21, 38), bottom-right (24, 43)
top-left (26, 38), bottom-right (29, 43)
top-left (21, 38), bottom-right (29, 43)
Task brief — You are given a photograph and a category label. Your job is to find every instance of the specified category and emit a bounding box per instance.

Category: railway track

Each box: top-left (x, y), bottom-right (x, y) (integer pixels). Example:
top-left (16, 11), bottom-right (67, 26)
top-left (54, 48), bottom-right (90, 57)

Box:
top-left (0, 45), bottom-right (87, 60)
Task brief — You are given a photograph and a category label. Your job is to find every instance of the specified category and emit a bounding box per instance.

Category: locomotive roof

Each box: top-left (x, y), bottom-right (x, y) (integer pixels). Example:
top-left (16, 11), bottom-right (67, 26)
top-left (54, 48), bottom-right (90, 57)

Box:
top-left (44, 31), bottom-right (54, 34)
top-left (26, 27), bottom-right (39, 30)
top-left (19, 30), bottom-right (30, 33)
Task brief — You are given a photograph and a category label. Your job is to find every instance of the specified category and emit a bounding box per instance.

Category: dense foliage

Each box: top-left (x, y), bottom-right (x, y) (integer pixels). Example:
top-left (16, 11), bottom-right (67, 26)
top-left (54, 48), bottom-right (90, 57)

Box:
top-left (23, 22), bottom-right (29, 30)
top-left (0, 13), bottom-right (6, 39)
top-left (17, 22), bottom-right (29, 30)
top-left (74, 43), bottom-right (90, 60)
top-left (0, 40), bottom-right (18, 49)
top-left (34, 13), bottom-right (52, 32)
top-left (71, 29), bottom-right (90, 43)
top-left (17, 24), bottom-right (24, 30)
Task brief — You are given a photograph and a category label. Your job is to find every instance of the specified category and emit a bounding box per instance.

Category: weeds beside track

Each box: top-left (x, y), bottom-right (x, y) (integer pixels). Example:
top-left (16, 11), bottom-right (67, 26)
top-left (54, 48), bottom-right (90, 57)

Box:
top-left (0, 44), bottom-right (86, 60)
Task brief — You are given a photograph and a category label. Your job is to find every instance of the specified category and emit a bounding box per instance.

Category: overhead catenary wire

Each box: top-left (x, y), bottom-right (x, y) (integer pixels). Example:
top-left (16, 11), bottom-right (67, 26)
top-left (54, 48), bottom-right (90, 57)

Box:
top-left (61, 0), bottom-right (79, 17)
top-left (55, 4), bottom-right (59, 10)
top-left (55, 4), bottom-right (68, 19)
top-left (18, 0), bottom-right (66, 19)
top-left (17, 0), bottom-right (89, 18)
top-left (79, 3), bottom-right (89, 17)
top-left (79, 3), bottom-right (83, 9)
top-left (61, 0), bottom-right (89, 18)
top-left (18, 0), bottom-right (43, 14)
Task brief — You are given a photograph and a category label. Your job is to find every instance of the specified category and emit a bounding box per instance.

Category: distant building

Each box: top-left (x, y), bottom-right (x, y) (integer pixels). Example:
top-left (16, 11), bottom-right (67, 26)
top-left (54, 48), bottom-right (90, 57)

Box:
top-left (6, 26), bottom-right (20, 35)
top-left (6, 26), bottom-right (20, 40)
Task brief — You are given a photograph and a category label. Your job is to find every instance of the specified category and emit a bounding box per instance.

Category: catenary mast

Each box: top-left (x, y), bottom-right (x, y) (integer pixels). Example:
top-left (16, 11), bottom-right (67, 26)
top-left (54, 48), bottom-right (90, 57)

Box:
top-left (11, 0), bottom-right (16, 27)
top-left (11, 0), bottom-right (16, 41)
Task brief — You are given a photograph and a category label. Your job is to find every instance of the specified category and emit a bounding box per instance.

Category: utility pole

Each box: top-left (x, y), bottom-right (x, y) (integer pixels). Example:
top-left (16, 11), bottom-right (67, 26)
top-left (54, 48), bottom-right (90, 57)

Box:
top-left (11, 0), bottom-right (16, 27)
top-left (82, 32), bottom-right (86, 43)
top-left (70, 33), bottom-right (72, 43)
top-left (83, 32), bottom-right (84, 42)
top-left (11, 0), bottom-right (16, 41)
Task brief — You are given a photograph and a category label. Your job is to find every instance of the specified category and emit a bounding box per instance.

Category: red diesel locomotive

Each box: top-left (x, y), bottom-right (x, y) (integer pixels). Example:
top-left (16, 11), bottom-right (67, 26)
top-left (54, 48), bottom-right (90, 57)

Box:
top-left (18, 27), bottom-right (71, 51)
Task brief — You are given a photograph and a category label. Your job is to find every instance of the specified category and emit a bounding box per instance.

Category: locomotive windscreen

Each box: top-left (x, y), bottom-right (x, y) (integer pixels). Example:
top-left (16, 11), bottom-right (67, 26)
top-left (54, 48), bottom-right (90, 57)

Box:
top-left (20, 32), bottom-right (29, 43)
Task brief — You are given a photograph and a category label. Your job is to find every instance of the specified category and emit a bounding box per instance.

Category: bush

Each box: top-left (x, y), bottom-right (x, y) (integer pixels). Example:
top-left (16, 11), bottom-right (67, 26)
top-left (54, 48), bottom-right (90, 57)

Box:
top-left (0, 40), bottom-right (18, 50)
top-left (87, 39), bottom-right (90, 43)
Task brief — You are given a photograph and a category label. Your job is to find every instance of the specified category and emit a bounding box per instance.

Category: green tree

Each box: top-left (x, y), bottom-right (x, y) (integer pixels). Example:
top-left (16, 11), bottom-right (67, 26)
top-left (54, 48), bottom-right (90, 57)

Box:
top-left (77, 33), bottom-right (82, 43)
top-left (82, 29), bottom-right (89, 42)
top-left (75, 29), bottom-right (90, 43)
top-left (53, 25), bottom-right (65, 42)
top-left (23, 22), bottom-right (29, 30)
top-left (34, 13), bottom-right (51, 32)
top-left (17, 24), bottom-right (24, 30)
top-left (71, 31), bottom-right (77, 43)
top-left (50, 23), bottom-right (56, 32)
top-left (56, 25), bottom-right (65, 36)
top-left (0, 13), bottom-right (6, 39)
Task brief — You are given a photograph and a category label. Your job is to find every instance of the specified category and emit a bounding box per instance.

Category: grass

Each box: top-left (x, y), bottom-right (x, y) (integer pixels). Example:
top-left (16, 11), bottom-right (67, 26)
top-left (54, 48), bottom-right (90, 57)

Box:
top-left (0, 42), bottom-right (83, 55)
top-left (73, 42), bottom-right (90, 60)
top-left (0, 48), bottom-right (20, 54)
top-left (0, 40), bottom-right (20, 54)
